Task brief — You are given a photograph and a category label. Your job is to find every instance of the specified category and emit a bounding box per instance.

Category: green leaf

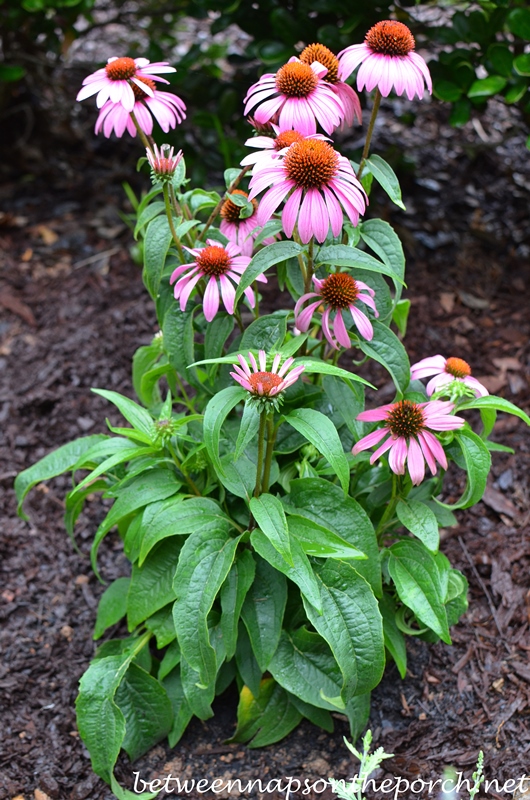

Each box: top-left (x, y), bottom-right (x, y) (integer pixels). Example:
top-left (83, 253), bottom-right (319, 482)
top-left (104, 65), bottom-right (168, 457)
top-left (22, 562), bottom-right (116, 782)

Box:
top-left (249, 493), bottom-right (293, 566)
top-left (284, 408), bottom-right (350, 493)
top-left (224, 167), bottom-right (241, 187)
top-left (114, 663), bottom-right (173, 760)
top-left (0, 64), bottom-right (25, 82)
top-left (180, 656), bottom-right (214, 719)
top-left (204, 313), bottom-right (234, 361)
top-left (127, 538), bottom-right (182, 628)
top-left (134, 200), bottom-right (166, 239)
top-left (91, 469), bottom-right (182, 575)
top-left (379, 593), bottom-right (407, 679)
top-left (302, 561), bottom-right (385, 704)
top-left (357, 319), bottom-right (410, 395)
top-left (508, 8), bottom-right (530, 39)
top-left (162, 305), bottom-right (198, 388)
top-left (241, 555), bottom-right (287, 672)
top-left (315, 243), bottom-right (405, 288)
top-left (359, 219), bottom-right (406, 302)
top-left (138, 496), bottom-right (229, 565)
top-left (235, 241), bottom-right (303, 303)
top-left (219, 451), bottom-right (257, 500)
top-left (293, 357), bottom-right (374, 388)
top-left (132, 343), bottom-right (162, 406)
top-left (240, 311), bottom-right (289, 352)
top-left (162, 667), bottom-right (193, 746)
top-left (288, 515), bottom-right (366, 560)
top-left (15, 434), bottom-right (107, 518)
top-left (203, 386), bottom-right (247, 476)
top-left (468, 76), bottom-right (507, 98)
top-left (234, 402), bottom-right (260, 461)
top-left (145, 604), bottom-right (177, 649)
top-left (365, 154), bottom-right (406, 210)
top-left (392, 298), bottom-right (411, 337)
top-left (172, 528), bottom-right (241, 687)
top-left (288, 694), bottom-right (333, 732)
top-left (72, 444), bottom-right (156, 497)
top-left (230, 678), bottom-right (302, 747)
top-left (143, 216), bottom-right (173, 299)
top-left (458, 395), bottom-right (530, 427)
top-left (110, 773), bottom-right (158, 800)
top-left (92, 389), bottom-right (155, 439)
top-left (396, 499), bottom-right (440, 553)
top-left (514, 55), bottom-right (530, 77)
top-left (434, 79), bottom-right (463, 102)
top-left (439, 429), bottom-right (491, 510)
top-left (387, 539), bottom-right (451, 643)
top-left (250, 529), bottom-right (322, 613)
top-left (487, 44), bottom-right (515, 78)
top-left (235, 623), bottom-right (263, 697)
top-left (323, 375), bottom-right (365, 439)
top-left (282, 478), bottom-right (381, 595)
top-left (220, 550), bottom-right (256, 660)
top-left (269, 628), bottom-right (343, 712)
top-left (94, 577), bottom-right (131, 640)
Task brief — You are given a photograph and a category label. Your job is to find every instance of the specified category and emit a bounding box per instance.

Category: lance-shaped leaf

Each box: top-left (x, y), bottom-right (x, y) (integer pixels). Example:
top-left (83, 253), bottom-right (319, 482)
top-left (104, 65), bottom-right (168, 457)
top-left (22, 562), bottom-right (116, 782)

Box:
top-left (114, 662), bottom-right (173, 761)
top-left (162, 666), bottom-right (194, 747)
top-left (365, 154), bottom-right (406, 210)
top-left (315, 243), bottom-right (405, 289)
top-left (302, 561), bottom-right (385, 705)
top-left (379, 592), bottom-right (407, 679)
top-left (288, 515), bottom-right (366, 560)
top-left (458, 395), bottom-right (530, 427)
top-left (249, 493), bottom-right (293, 566)
top-left (284, 408), bottom-right (350, 493)
top-left (172, 528), bottom-right (241, 688)
top-left (92, 389), bottom-right (155, 438)
top-left (359, 218), bottom-right (406, 303)
top-left (230, 678), bottom-right (302, 747)
top-left (220, 550), bottom-right (256, 660)
top-left (387, 539), bottom-right (451, 643)
top-left (143, 215), bottom-right (173, 299)
top-left (94, 577), bottom-right (130, 640)
top-left (396, 498), bottom-right (440, 553)
top-left (438, 428), bottom-right (491, 510)
top-left (292, 357), bottom-right (374, 388)
top-left (357, 319), bottom-right (410, 395)
top-left (128, 537), bottom-right (183, 628)
top-left (234, 402), bottom-right (260, 461)
top-left (204, 386), bottom-right (247, 476)
top-left (235, 241), bottom-right (304, 302)
top-left (241, 555), bottom-right (287, 672)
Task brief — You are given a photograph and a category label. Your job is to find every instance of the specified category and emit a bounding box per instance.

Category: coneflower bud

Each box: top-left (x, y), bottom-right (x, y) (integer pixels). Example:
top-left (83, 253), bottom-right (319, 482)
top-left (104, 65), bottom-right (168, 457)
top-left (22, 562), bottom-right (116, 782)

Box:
top-left (146, 144), bottom-right (183, 183)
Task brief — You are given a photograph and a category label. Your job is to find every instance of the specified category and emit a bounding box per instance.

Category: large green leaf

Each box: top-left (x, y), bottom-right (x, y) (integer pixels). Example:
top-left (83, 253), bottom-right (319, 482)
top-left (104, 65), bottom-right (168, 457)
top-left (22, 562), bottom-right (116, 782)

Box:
top-left (302, 561), bottom-right (385, 704)
top-left (323, 375), bottom-right (365, 439)
top-left (287, 515), bottom-right (366, 560)
top-left (396, 499), bottom-right (439, 553)
top-left (315, 243), bottom-right (405, 288)
top-left (172, 528), bottom-right (241, 687)
top-left (114, 663), bottom-right (173, 760)
top-left (292, 357), bottom-right (373, 388)
top-left (365, 155), bottom-right (406, 210)
top-left (230, 678), bottom-right (302, 747)
top-left (94, 577), bottom-right (130, 640)
top-left (359, 219), bottom-right (406, 303)
top-left (180, 656), bottom-right (214, 719)
top-left (162, 305), bottom-right (197, 388)
top-left (250, 529), bottom-right (322, 613)
top-left (143, 215), bottom-right (173, 299)
top-left (284, 408), bottom-right (350, 493)
top-left (282, 478), bottom-right (381, 595)
top-left (387, 539), bottom-right (450, 643)
top-left (235, 241), bottom-right (303, 302)
top-left (379, 592), bottom-right (407, 679)
top-left (439, 428), bottom-right (491, 510)
top-left (127, 538), bottom-right (182, 628)
top-left (15, 434), bottom-right (107, 518)
top-left (249, 493), bottom-right (292, 566)
top-left (240, 311), bottom-right (289, 352)
top-left (220, 550), bottom-right (256, 660)
top-left (234, 402), bottom-right (260, 461)
top-left (203, 386), bottom-right (246, 476)
top-left (162, 667), bottom-right (194, 747)
top-left (458, 395), bottom-right (530, 427)
top-left (357, 319), bottom-right (410, 394)
top-left (241, 555), bottom-right (287, 671)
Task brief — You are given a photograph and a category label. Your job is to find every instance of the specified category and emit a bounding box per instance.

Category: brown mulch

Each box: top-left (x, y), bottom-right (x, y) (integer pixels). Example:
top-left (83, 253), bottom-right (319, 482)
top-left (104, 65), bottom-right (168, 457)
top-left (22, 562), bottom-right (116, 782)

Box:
top-left (1, 98), bottom-right (529, 800)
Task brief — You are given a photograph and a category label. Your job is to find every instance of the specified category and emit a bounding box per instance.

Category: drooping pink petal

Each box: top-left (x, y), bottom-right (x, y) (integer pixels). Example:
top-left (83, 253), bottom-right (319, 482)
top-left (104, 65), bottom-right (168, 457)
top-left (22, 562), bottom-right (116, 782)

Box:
top-left (421, 430), bottom-right (448, 470)
top-left (349, 305), bottom-right (373, 341)
top-left (464, 376), bottom-right (489, 397)
top-left (352, 427), bottom-right (388, 455)
top-left (332, 310), bottom-right (352, 349)
top-left (203, 276), bottom-right (220, 322)
top-left (356, 405), bottom-right (395, 422)
top-left (219, 275), bottom-right (236, 315)
top-left (281, 186), bottom-right (304, 238)
top-left (388, 436), bottom-right (408, 475)
top-left (406, 437), bottom-right (425, 485)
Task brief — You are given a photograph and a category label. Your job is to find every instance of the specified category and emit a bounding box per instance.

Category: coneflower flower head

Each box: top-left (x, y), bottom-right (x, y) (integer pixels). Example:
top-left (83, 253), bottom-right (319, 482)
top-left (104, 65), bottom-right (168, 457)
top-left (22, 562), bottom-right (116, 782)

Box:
top-left (353, 399), bottom-right (465, 485)
top-left (231, 350), bottom-right (305, 410)
top-left (244, 57), bottom-right (346, 136)
top-left (94, 77), bottom-right (186, 137)
top-left (146, 144), bottom-right (183, 183)
top-left (299, 42), bottom-right (362, 128)
top-left (219, 190), bottom-right (275, 257)
top-left (338, 20), bottom-right (432, 101)
top-left (410, 355), bottom-right (489, 398)
top-left (76, 56), bottom-right (176, 111)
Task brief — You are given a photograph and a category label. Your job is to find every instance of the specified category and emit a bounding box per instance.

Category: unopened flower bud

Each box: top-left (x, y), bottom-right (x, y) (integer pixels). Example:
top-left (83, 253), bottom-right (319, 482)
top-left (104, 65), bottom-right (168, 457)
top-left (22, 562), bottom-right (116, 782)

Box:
top-left (146, 144), bottom-right (183, 183)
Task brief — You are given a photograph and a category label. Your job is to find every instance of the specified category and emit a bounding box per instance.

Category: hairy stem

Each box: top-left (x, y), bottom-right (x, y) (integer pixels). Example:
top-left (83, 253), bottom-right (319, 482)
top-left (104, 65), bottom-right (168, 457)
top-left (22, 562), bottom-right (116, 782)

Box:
top-left (130, 111), bottom-right (155, 154)
top-left (198, 165), bottom-right (250, 242)
top-left (357, 88), bottom-right (382, 181)
top-left (163, 184), bottom-right (185, 262)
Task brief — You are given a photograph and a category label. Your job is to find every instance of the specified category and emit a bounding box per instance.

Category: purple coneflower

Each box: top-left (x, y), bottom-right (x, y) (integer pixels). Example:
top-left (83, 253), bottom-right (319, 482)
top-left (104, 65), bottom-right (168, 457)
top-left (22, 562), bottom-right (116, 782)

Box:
top-left (248, 138), bottom-right (366, 243)
top-left (95, 77), bottom-right (186, 137)
top-left (338, 21), bottom-right (432, 101)
top-left (76, 56), bottom-right (176, 111)
top-left (241, 129), bottom-right (327, 169)
top-left (299, 42), bottom-right (362, 128)
top-left (219, 190), bottom-right (275, 257)
top-left (353, 399), bottom-right (465, 485)
top-left (169, 240), bottom-right (265, 322)
top-left (294, 274), bottom-right (378, 349)
top-left (411, 355), bottom-right (489, 398)
top-left (231, 351), bottom-right (305, 398)
top-left (244, 57), bottom-right (345, 136)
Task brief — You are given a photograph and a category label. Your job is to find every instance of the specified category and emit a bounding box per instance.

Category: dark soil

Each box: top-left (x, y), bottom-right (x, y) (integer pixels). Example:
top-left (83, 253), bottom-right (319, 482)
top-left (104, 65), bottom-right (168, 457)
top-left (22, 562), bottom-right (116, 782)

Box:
top-left (1, 96), bottom-right (529, 800)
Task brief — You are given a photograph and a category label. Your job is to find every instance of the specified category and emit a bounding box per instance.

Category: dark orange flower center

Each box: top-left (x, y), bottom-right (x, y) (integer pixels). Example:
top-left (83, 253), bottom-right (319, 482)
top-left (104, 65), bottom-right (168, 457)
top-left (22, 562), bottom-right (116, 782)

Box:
top-left (283, 139), bottom-right (339, 189)
top-left (105, 57), bottom-right (137, 81)
top-left (386, 400), bottom-right (425, 438)
top-left (274, 130), bottom-right (305, 150)
top-left (196, 245), bottom-right (231, 276)
top-left (248, 371), bottom-right (283, 395)
top-left (220, 190), bottom-right (257, 223)
top-left (299, 43), bottom-right (339, 84)
top-left (131, 76), bottom-right (155, 100)
top-left (445, 357), bottom-right (471, 378)
top-left (275, 61), bottom-right (319, 98)
top-left (365, 20), bottom-right (415, 57)
top-left (320, 273), bottom-right (359, 309)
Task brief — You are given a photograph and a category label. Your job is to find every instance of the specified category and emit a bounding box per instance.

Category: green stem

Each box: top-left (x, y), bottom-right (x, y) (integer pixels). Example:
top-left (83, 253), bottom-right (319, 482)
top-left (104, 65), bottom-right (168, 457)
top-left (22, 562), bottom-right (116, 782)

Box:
top-left (130, 111), bottom-right (155, 154)
top-left (168, 442), bottom-right (202, 497)
top-left (357, 88), bottom-right (382, 181)
top-left (304, 236), bottom-right (314, 295)
top-left (169, 184), bottom-right (195, 247)
top-left (174, 372), bottom-right (195, 412)
top-left (163, 184), bottom-right (185, 262)
top-left (375, 472), bottom-right (400, 539)
top-left (261, 414), bottom-right (278, 494)
top-left (253, 410), bottom-right (267, 498)
top-left (198, 165), bottom-right (250, 243)
top-left (234, 307), bottom-right (245, 334)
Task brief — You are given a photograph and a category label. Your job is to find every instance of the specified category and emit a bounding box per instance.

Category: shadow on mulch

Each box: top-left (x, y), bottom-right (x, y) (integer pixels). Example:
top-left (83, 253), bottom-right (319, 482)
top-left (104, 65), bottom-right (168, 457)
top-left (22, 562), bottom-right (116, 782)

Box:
top-left (1, 97), bottom-right (529, 800)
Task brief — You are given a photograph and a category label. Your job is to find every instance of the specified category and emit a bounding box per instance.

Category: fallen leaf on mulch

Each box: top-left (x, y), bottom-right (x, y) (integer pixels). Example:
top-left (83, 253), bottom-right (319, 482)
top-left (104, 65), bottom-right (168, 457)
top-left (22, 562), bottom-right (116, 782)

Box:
top-left (0, 290), bottom-right (36, 326)
top-left (476, 374), bottom-right (506, 393)
top-left (34, 225), bottom-right (58, 245)
top-left (482, 485), bottom-right (517, 518)
top-left (439, 292), bottom-right (455, 313)
top-left (458, 290), bottom-right (490, 310)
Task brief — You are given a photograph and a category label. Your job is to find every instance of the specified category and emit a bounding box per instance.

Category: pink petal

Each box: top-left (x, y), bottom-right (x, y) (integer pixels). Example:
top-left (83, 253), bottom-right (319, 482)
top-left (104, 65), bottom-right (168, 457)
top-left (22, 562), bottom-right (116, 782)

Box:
top-left (406, 438), bottom-right (425, 485)
top-left (352, 427), bottom-right (388, 455)
top-left (333, 310), bottom-right (351, 349)
top-left (203, 277), bottom-right (220, 322)
top-left (349, 305), bottom-right (373, 341)
top-left (282, 186), bottom-right (303, 238)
